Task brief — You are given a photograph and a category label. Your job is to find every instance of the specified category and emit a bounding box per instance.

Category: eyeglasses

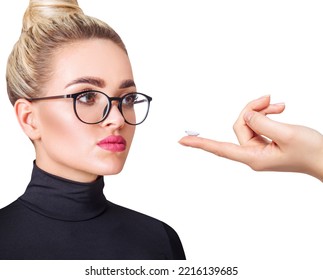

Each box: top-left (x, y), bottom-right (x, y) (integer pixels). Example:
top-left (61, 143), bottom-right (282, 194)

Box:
top-left (27, 90), bottom-right (152, 125)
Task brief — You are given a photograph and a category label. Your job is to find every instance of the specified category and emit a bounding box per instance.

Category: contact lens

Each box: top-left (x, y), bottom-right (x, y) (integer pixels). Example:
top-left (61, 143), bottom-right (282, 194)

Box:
top-left (185, 130), bottom-right (199, 136)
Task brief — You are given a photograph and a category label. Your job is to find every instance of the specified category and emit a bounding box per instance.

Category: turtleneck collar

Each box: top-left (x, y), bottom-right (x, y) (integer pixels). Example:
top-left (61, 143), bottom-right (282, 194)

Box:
top-left (19, 163), bottom-right (107, 221)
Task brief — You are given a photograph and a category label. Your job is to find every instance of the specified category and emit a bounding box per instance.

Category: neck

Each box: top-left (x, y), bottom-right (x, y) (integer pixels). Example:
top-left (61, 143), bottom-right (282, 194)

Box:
top-left (35, 157), bottom-right (99, 183)
top-left (19, 162), bottom-right (107, 221)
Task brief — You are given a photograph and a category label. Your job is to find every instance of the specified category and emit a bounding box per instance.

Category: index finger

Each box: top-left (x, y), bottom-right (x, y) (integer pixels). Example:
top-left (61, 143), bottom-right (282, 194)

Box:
top-left (179, 136), bottom-right (248, 163)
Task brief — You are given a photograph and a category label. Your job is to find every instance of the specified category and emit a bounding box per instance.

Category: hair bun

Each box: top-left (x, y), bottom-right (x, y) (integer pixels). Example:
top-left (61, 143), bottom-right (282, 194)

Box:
top-left (23, 0), bottom-right (83, 31)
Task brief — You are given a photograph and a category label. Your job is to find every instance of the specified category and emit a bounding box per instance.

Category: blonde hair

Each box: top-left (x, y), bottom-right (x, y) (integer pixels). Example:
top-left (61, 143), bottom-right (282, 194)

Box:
top-left (6, 0), bottom-right (127, 105)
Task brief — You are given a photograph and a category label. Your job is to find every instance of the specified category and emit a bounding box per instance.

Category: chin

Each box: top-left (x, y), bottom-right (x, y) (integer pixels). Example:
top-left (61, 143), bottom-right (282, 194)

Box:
top-left (87, 153), bottom-right (128, 176)
top-left (94, 162), bottom-right (126, 176)
top-left (101, 168), bottom-right (123, 176)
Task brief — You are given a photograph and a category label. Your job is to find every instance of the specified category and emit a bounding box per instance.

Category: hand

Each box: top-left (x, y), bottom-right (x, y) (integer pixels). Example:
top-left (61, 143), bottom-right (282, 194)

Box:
top-left (179, 95), bottom-right (323, 181)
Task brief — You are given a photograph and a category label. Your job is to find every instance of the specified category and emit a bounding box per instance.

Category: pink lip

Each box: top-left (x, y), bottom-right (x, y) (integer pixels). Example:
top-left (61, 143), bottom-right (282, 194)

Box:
top-left (97, 135), bottom-right (127, 152)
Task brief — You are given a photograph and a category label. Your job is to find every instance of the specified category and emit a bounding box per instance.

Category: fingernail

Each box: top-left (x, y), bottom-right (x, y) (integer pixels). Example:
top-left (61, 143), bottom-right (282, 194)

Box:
top-left (274, 102), bottom-right (285, 106)
top-left (256, 94), bottom-right (270, 101)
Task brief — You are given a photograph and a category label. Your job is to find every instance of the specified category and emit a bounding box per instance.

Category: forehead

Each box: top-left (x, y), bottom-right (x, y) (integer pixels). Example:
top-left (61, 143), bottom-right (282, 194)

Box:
top-left (49, 39), bottom-right (133, 90)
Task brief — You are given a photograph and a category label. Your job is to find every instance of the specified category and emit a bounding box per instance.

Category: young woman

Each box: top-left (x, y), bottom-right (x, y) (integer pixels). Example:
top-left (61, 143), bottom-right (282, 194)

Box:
top-left (0, 0), bottom-right (185, 260)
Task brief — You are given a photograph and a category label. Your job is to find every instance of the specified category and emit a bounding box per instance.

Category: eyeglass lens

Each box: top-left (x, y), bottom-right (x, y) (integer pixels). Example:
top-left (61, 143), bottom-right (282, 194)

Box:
top-left (75, 91), bottom-right (150, 125)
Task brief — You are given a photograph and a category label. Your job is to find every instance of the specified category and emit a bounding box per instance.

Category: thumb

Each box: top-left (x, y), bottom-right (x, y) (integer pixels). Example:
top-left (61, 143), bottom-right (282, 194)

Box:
top-left (244, 111), bottom-right (288, 142)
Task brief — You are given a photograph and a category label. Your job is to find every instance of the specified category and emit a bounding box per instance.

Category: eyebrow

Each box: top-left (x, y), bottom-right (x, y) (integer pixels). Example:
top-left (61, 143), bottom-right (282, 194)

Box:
top-left (65, 76), bottom-right (136, 89)
top-left (119, 79), bottom-right (136, 89)
top-left (65, 77), bottom-right (106, 89)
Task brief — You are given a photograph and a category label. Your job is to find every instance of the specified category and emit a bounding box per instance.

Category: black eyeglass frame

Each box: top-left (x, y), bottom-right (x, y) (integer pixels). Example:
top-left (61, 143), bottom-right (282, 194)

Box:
top-left (26, 90), bottom-right (153, 125)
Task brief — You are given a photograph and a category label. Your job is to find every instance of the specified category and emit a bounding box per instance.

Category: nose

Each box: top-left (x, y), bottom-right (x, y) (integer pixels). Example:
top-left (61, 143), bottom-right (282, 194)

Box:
top-left (100, 102), bottom-right (125, 128)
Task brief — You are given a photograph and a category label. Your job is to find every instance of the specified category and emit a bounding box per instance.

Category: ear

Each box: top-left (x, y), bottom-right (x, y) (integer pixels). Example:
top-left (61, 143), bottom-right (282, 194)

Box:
top-left (14, 99), bottom-right (41, 141)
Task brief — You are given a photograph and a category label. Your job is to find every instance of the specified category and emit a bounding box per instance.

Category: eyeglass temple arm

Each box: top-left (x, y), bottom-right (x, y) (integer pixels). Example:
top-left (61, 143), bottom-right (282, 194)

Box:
top-left (134, 96), bottom-right (152, 104)
top-left (26, 94), bottom-right (73, 101)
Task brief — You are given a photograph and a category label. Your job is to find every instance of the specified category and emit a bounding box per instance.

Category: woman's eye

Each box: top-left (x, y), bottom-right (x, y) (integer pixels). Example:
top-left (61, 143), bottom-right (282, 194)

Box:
top-left (77, 92), bottom-right (97, 105)
top-left (123, 94), bottom-right (137, 106)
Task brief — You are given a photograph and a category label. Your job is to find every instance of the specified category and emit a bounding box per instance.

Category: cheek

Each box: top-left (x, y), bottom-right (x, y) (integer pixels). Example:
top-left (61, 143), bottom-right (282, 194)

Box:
top-left (38, 103), bottom-right (87, 147)
top-left (125, 125), bottom-right (135, 143)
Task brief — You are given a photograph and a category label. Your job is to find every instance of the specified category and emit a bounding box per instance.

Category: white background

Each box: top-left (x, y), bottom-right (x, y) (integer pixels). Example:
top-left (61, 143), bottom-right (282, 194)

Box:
top-left (1, 0), bottom-right (323, 279)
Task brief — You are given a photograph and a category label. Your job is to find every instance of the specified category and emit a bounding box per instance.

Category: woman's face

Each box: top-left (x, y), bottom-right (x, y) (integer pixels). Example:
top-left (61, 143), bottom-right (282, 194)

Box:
top-left (31, 39), bottom-right (136, 182)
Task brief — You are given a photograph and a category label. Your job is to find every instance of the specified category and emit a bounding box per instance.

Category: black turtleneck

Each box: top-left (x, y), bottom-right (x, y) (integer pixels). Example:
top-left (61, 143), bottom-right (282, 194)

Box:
top-left (0, 164), bottom-right (185, 260)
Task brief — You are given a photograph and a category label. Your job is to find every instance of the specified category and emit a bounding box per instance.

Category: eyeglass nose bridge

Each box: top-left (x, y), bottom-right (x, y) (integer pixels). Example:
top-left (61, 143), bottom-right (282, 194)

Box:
top-left (109, 96), bottom-right (123, 106)
top-left (102, 96), bottom-right (124, 121)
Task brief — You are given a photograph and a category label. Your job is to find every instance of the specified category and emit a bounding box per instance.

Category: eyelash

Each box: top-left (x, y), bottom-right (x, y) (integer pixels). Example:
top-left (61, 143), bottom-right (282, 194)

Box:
top-left (72, 84), bottom-right (138, 100)
top-left (77, 87), bottom-right (95, 94)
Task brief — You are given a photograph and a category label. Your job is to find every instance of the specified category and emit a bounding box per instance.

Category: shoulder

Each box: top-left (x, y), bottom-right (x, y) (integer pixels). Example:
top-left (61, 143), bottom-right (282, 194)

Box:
top-left (0, 200), bottom-right (24, 221)
top-left (0, 200), bottom-right (33, 236)
top-left (0, 200), bottom-right (29, 242)
top-left (105, 200), bottom-right (161, 223)
top-left (104, 201), bottom-right (186, 259)
top-left (105, 200), bottom-right (175, 233)
top-left (104, 200), bottom-right (172, 232)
